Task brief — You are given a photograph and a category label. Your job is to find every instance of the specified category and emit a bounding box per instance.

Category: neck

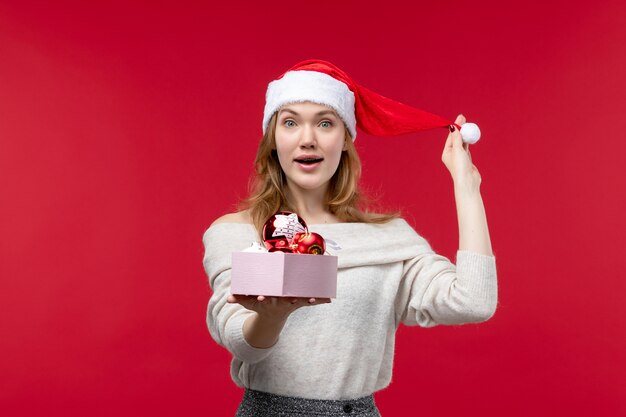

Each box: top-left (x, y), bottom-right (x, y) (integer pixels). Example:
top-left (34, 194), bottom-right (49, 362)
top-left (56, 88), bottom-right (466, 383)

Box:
top-left (285, 182), bottom-right (336, 224)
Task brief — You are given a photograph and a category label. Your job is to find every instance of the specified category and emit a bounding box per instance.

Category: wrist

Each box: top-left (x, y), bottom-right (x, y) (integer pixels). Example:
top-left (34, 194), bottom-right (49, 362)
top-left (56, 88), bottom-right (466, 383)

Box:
top-left (243, 312), bottom-right (287, 349)
top-left (454, 177), bottom-right (481, 197)
top-left (255, 310), bottom-right (289, 326)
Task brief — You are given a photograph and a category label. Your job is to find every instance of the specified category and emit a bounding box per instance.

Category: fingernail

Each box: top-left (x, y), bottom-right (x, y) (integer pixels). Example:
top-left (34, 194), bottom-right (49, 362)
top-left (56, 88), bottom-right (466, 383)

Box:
top-left (449, 125), bottom-right (455, 132)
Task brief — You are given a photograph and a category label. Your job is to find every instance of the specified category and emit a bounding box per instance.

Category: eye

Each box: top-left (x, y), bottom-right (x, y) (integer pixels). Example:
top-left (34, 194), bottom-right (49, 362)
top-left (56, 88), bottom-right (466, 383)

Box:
top-left (320, 120), bottom-right (333, 128)
top-left (284, 119), bottom-right (296, 128)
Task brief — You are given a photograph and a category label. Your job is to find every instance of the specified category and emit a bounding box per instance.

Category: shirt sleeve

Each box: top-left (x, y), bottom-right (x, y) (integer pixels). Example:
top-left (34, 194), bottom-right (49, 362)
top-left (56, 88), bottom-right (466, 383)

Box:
top-left (395, 240), bottom-right (498, 328)
top-left (202, 226), bottom-right (276, 364)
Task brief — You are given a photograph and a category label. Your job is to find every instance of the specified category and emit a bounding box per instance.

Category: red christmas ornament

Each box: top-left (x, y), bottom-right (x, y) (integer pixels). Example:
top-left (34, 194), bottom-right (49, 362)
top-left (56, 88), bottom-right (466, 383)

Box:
top-left (267, 238), bottom-right (293, 253)
top-left (268, 247), bottom-right (296, 253)
top-left (262, 211), bottom-right (308, 251)
top-left (292, 232), bottom-right (326, 255)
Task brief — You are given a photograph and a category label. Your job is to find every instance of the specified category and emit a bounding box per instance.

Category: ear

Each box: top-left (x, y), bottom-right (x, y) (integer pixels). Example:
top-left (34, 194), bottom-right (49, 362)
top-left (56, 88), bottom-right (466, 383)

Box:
top-left (342, 139), bottom-right (348, 151)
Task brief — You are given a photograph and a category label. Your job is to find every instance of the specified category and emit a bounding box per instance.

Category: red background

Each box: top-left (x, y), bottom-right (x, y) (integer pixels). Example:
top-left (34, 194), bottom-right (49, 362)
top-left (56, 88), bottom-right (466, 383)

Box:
top-left (1, 1), bottom-right (625, 416)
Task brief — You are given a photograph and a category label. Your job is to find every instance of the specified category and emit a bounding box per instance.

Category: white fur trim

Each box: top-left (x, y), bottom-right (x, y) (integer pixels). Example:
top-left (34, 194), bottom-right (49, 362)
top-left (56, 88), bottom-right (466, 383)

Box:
top-left (263, 70), bottom-right (357, 140)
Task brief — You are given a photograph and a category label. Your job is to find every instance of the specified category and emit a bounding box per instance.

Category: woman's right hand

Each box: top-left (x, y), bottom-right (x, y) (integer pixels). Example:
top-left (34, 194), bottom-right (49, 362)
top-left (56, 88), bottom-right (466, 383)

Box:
top-left (227, 294), bottom-right (331, 322)
top-left (228, 295), bottom-right (332, 348)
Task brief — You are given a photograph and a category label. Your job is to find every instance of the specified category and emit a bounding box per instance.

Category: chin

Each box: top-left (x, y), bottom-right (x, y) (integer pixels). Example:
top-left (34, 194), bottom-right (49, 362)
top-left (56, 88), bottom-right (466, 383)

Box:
top-left (296, 182), bottom-right (326, 191)
top-left (289, 178), bottom-right (331, 192)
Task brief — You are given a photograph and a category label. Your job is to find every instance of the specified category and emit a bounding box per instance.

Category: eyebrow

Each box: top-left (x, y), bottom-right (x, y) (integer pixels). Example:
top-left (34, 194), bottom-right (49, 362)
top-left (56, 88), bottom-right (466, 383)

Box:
top-left (279, 108), bottom-right (337, 117)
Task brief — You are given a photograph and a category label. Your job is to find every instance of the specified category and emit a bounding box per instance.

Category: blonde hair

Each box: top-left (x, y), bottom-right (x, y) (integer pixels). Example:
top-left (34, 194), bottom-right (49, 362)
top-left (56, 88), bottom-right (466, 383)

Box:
top-left (238, 112), bottom-right (400, 236)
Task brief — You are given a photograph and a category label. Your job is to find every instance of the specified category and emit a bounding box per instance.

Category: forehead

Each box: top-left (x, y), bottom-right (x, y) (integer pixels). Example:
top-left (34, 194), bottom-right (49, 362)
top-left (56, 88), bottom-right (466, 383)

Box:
top-left (278, 101), bottom-right (338, 117)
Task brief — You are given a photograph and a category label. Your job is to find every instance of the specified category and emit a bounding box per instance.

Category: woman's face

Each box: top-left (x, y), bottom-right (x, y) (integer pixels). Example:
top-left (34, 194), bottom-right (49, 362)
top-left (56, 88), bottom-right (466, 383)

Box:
top-left (274, 101), bottom-right (347, 196)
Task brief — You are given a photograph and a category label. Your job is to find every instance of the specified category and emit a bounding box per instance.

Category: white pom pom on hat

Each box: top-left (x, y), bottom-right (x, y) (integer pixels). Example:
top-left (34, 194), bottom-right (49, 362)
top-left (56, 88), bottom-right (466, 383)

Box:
top-left (460, 123), bottom-right (481, 144)
top-left (263, 59), bottom-right (480, 143)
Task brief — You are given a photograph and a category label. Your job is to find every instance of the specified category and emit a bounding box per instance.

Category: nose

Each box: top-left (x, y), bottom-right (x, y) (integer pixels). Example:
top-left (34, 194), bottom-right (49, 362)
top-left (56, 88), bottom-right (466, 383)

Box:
top-left (299, 124), bottom-right (317, 148)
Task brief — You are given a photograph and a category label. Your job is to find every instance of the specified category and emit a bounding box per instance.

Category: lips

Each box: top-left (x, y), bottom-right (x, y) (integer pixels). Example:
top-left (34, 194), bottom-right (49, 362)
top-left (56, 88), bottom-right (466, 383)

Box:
top-left (294, 154), bottom-right (324, 165)
top-left (293, 155), bottom-right (323, 172)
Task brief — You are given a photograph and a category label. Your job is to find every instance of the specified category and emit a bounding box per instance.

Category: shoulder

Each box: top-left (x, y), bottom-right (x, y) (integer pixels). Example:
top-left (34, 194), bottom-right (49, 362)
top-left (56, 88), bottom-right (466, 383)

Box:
top-left (210, 210), bottom-right (253, 227)
top-left (203, 210), bottom-right (257, 254)
top-left (368, 217), bottom-right (430, 247)
top-left (204, 210), bottom-right (255, 245)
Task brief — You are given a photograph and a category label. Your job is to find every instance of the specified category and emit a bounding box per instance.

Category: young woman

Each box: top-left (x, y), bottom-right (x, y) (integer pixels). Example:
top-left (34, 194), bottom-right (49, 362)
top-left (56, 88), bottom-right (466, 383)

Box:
top-left (203, 59), bottom-right (497, 417)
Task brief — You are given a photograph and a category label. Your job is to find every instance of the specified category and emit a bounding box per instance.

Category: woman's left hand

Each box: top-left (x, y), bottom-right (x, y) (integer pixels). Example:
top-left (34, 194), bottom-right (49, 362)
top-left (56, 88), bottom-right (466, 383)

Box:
top-left (441, 114), bottom-right (482, 189)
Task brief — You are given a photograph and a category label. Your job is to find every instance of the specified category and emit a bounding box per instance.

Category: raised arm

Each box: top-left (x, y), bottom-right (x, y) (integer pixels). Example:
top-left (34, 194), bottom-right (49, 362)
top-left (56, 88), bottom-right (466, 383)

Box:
top-left (394, 114), bottom-right (497, 328)
top-left (442, 114), bottom-right (493, 257)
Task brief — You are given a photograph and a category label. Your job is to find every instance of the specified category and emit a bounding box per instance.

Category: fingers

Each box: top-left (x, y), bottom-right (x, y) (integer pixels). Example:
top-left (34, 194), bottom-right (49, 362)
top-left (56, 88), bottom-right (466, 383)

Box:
top-left (227, 294), bottom-right (258, 311)
top-left (445, 114), bottom-right (467, 149)
top-left (288, 297), bottom-right (330, 306)
top-left (449, 123), bottom-right (463, 149)
top-left (227, 294), bottom-right (254, 303)
top-left (228, 294), bottom-right (332, 307)
top-left (286, 296), bottom-right (332, 305)
top-left (307, 297), bottom-right (332, 304)
top-left (452, 114), bottom-right (472, 149)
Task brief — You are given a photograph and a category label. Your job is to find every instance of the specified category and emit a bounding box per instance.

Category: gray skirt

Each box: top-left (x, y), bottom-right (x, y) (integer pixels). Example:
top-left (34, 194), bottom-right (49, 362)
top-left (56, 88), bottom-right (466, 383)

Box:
top-left (235, 388), bottom-right (382, 417)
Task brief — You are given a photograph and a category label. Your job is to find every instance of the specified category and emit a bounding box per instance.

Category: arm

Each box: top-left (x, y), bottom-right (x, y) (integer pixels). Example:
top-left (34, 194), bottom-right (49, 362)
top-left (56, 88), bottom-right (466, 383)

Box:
top-left (443, 114), bottom-right (493, 257)
top-left (395, 243), bottom-right (497, 327)
top-left (230, 294), bottom-right (330, 349)
top-left (204, 234), bottom-right (276, 364)
top-left (455, 181), bottom-right (493, 256)
top-left (242, 312), bottom-right (287, 349)
top-left (395, 114), bottom-right (497, 327)
top-left (204, 215), bottom-right (330, 358)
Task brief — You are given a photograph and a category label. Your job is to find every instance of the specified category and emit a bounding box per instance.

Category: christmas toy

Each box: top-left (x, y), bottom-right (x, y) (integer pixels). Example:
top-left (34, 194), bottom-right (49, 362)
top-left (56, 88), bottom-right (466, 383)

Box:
top-left (231, 211), bottom-right (337, 298)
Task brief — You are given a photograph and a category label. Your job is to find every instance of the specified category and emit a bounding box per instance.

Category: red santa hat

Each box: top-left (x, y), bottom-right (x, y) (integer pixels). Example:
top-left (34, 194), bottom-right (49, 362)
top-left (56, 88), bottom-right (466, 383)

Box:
top-left (262, 58), bottom-right (480, 143)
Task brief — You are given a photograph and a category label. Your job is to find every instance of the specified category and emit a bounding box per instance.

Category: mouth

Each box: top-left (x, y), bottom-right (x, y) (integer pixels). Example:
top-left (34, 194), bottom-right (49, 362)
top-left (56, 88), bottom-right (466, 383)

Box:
top-left (294, 157), bottom-right (324, 165)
